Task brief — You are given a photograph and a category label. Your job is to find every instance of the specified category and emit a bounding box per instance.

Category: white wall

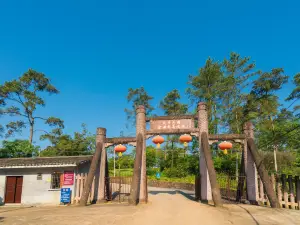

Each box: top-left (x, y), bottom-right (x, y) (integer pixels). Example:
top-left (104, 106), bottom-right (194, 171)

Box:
top-left (0, 167), bottom-right (77, 205)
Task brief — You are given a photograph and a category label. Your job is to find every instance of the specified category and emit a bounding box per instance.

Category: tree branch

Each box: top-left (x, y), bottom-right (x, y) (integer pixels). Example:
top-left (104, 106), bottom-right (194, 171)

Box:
top-left (34, 116), bottom-right (47, 121)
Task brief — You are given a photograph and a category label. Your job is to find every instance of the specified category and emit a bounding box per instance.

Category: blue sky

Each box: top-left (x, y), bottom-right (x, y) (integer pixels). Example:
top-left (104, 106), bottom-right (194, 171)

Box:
top-left (0, 0), bottom-right (299, 147)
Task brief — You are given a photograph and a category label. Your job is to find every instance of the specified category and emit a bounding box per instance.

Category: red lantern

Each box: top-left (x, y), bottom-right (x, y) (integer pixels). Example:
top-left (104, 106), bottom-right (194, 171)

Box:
top-left (179, 134), bottom-right (192, 147)
top-left (114, 144), bottom-right (127, 156)
top-left (152, 135), bottom-right (164, 149)
top-left (218, 141), bottom-right (232, 155)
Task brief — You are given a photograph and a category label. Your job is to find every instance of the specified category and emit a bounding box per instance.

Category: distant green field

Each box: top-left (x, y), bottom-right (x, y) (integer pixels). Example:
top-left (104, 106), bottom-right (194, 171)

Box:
top-left (109, 168), bottom-right (242, 188)
top-left (109, 169), bottom-right (133, 177)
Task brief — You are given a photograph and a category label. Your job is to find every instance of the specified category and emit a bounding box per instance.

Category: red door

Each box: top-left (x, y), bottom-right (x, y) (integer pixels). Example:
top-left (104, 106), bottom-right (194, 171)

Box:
top-left (5, 176), bottom-right (23, 203)
top-left (15, 177), bottom-right (23, 203)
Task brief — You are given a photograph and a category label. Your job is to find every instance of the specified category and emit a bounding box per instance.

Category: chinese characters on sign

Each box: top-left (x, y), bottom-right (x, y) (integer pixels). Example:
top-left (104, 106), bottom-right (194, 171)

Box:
top-left (63, 171), bottom-right (74, 185)
top-left (150, 119), bottom-right (193, 130)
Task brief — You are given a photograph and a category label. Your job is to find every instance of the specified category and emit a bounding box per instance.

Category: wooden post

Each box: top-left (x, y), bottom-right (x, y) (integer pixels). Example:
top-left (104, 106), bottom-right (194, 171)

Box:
top-left (75, 174), bottom-right (80, 203)
top-left (80, 173), bottom-right (84, 201)
top-left (276, 174), bottom-right (282, 207)
top-left (259, 177), bottom-right (264, 203)
top-left (129, 133), bottom-right (143, 205)
top-left (198, 102), bottom-right (212, 202)
top-left (201, 132), bottom-right (223, 207)
top-left (243, 122), bottom-right (258, 204)
top-left (295, 176), bottom-right (300, 210)
top-left (97, 128), bottom-right (108, 202)
top-left (247, 138), bottom-right (280, 208)
top-left (288, 175), bottom-right (295, 209)
top-left (79, 128), bottom-right (106, 206)
top-left (281, 174), bottom-right (289, 209)
top-left (91, 177), bottom-right (95, 203)
top-left (271, 174), bottom-right (276, 192)
top-left (195, 176), bottom-right (201, 201)
top-left (136, 105), bottom-right (147, 203)
top-left (104, 149), bottom-right (110, 201)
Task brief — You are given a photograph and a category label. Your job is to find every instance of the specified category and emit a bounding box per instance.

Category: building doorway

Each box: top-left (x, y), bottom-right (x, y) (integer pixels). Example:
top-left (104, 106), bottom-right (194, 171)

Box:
top-left (5, 176), bottom-right (23, 203)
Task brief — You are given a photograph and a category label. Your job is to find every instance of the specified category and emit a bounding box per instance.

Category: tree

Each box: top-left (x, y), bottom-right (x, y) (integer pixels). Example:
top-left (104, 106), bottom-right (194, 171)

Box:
top-left (220, 52), bottom-right (259, 178)
top-left (0, 139), bottom-right (39, 158)
top-left (0, 125), bottom-right (3, 137)
top-left (40, 124), bottom-right (95, 156)
top-left (221, 52), bottom-right (259, 134)
top-left (244, 68), bottom-right (288, 172)
top-left (124, 87), bottom-right (154, 125)
top-left (160, 89), bottom-right (188, 161)
top-left (286, 73), bottom-right (300, 116)
top-left (160, 89), bottom-right (188, 115)
top-left (0, 69), bottom-right (64, 144)
top-left (187, 57), bottom-right (223, 133)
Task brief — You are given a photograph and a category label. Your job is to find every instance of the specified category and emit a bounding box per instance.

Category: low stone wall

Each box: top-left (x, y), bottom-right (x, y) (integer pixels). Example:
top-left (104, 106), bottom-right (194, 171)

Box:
top-left (148, 180), bottom-right (195, 191)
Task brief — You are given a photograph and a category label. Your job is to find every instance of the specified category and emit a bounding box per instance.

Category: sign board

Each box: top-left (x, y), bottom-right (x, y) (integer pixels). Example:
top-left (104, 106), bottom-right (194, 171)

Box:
top-left (63, 171), bottom-right (74, 185)
top-left (150, 119), bottom-right (193, 130)
top-left (156, 172), bottom-right (161, 179)
top-left (60, 188), bottom-right (71, 204)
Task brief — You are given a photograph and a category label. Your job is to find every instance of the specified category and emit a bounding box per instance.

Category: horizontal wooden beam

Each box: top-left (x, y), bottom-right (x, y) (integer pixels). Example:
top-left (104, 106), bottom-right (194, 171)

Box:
top-left (208, 134), bottom-right (246, 140)
top-left (105, 137), bottom-right (136, 144)
top-left (146, 114), bottom-right (197, 122)
top-left (106, 134), bottom-right (245, 143)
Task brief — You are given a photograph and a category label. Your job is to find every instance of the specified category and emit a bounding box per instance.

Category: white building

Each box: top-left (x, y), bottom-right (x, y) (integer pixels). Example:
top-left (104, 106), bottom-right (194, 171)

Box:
top-left (0, 156), bottom-right (92, 205)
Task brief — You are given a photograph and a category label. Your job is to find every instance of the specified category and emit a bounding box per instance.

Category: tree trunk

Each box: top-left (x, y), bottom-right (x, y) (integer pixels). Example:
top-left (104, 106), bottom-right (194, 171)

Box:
top-left (129, 133), bottom-right (143, 205)
top-left (201, 132), bottom-right (223, 207)
top-left (29, 122), bottom-right (34, 144)
top-left (247, 138), bottom-right (280, 208)
top-left (274, 145), bottom-right (278, 172)
top-left (270, 116), bottom-right (278, 172)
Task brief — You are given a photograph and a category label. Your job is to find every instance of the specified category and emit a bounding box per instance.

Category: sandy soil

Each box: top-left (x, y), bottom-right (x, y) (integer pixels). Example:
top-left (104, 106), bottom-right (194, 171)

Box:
top-left (0, 189), bottom-right (300, 225)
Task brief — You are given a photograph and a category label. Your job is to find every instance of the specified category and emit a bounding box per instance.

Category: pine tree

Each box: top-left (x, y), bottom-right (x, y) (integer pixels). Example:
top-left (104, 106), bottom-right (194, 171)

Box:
top-left (0, 69), bottom-right (64, 144)
top-left (187, 57), bottom-right (223, 134)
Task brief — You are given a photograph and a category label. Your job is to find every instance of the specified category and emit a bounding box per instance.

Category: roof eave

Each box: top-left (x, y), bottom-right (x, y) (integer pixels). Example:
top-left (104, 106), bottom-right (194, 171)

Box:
top-left (0, 164), bottom-right (77, 169)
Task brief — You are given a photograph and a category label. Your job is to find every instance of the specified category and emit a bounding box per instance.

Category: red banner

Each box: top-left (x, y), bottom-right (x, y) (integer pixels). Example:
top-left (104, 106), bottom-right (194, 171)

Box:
top-left (63, 171), bottom-right (74, 185)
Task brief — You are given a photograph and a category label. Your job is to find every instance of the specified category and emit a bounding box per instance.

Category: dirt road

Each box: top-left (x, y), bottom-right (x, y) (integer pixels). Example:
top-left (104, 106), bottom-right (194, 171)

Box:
top-left (0, 188), bottom-right (299, 225)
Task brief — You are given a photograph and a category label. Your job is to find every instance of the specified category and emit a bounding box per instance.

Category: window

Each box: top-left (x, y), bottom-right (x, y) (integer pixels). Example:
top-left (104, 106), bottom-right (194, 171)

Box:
top-left (50, 172), bottom-right (63, 189)
top-left (37, 173), bottom-right (42, 180)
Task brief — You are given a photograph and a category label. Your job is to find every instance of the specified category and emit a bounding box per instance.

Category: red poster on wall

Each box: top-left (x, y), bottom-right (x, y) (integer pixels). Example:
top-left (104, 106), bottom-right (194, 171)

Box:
top-left (63, 171), bottom-right (74, 185)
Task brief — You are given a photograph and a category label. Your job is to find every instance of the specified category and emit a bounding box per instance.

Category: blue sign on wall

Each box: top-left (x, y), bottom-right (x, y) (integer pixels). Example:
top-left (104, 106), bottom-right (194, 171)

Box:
top-left (61, 188), bottom-right (71, 204)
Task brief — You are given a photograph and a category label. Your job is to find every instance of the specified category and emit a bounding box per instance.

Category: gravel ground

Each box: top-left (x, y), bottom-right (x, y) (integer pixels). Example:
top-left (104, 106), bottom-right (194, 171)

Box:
top-left (0, 187), bottom-right (299, 225)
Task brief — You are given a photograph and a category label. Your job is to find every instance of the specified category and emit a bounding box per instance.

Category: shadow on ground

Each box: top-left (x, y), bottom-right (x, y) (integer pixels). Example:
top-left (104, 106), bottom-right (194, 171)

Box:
top-left (148, 190), bottom-right (196, 202)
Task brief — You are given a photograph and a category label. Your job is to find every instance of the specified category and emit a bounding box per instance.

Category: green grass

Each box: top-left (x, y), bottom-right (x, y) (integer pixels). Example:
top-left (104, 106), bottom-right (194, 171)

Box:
top-left (148, 175), bottom-right (195, 184)
top-left (109, 169), bottom-right (133, 177)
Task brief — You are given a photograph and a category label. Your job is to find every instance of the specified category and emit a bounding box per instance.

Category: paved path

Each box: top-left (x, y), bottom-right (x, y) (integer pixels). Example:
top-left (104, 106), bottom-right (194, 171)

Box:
top-left (0, 187), bottom-right (300, 225)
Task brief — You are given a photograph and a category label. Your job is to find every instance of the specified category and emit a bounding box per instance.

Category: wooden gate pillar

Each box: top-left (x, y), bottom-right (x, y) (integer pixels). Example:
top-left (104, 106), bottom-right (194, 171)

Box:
top-left (197, 102), bottom-right (212, 202)
top-left (243, 122), bottom-right (258, 203)
top-left (136, 105), bottom-right (147, 203)
top-left (97, 128), bottom-right (108, 202)
top-left (80, 127), bottom-right (106, 206)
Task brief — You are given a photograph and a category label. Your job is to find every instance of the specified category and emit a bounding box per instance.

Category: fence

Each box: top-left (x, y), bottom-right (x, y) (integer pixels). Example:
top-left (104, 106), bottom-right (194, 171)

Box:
top-left (105, 176), bottom-right (132, 202)
top-left (73, 173), bottom-right (96, 204)
top-left (258, 174), bottom-right (300, 210)
top-left (217, 175), bottom-right (247, 202)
